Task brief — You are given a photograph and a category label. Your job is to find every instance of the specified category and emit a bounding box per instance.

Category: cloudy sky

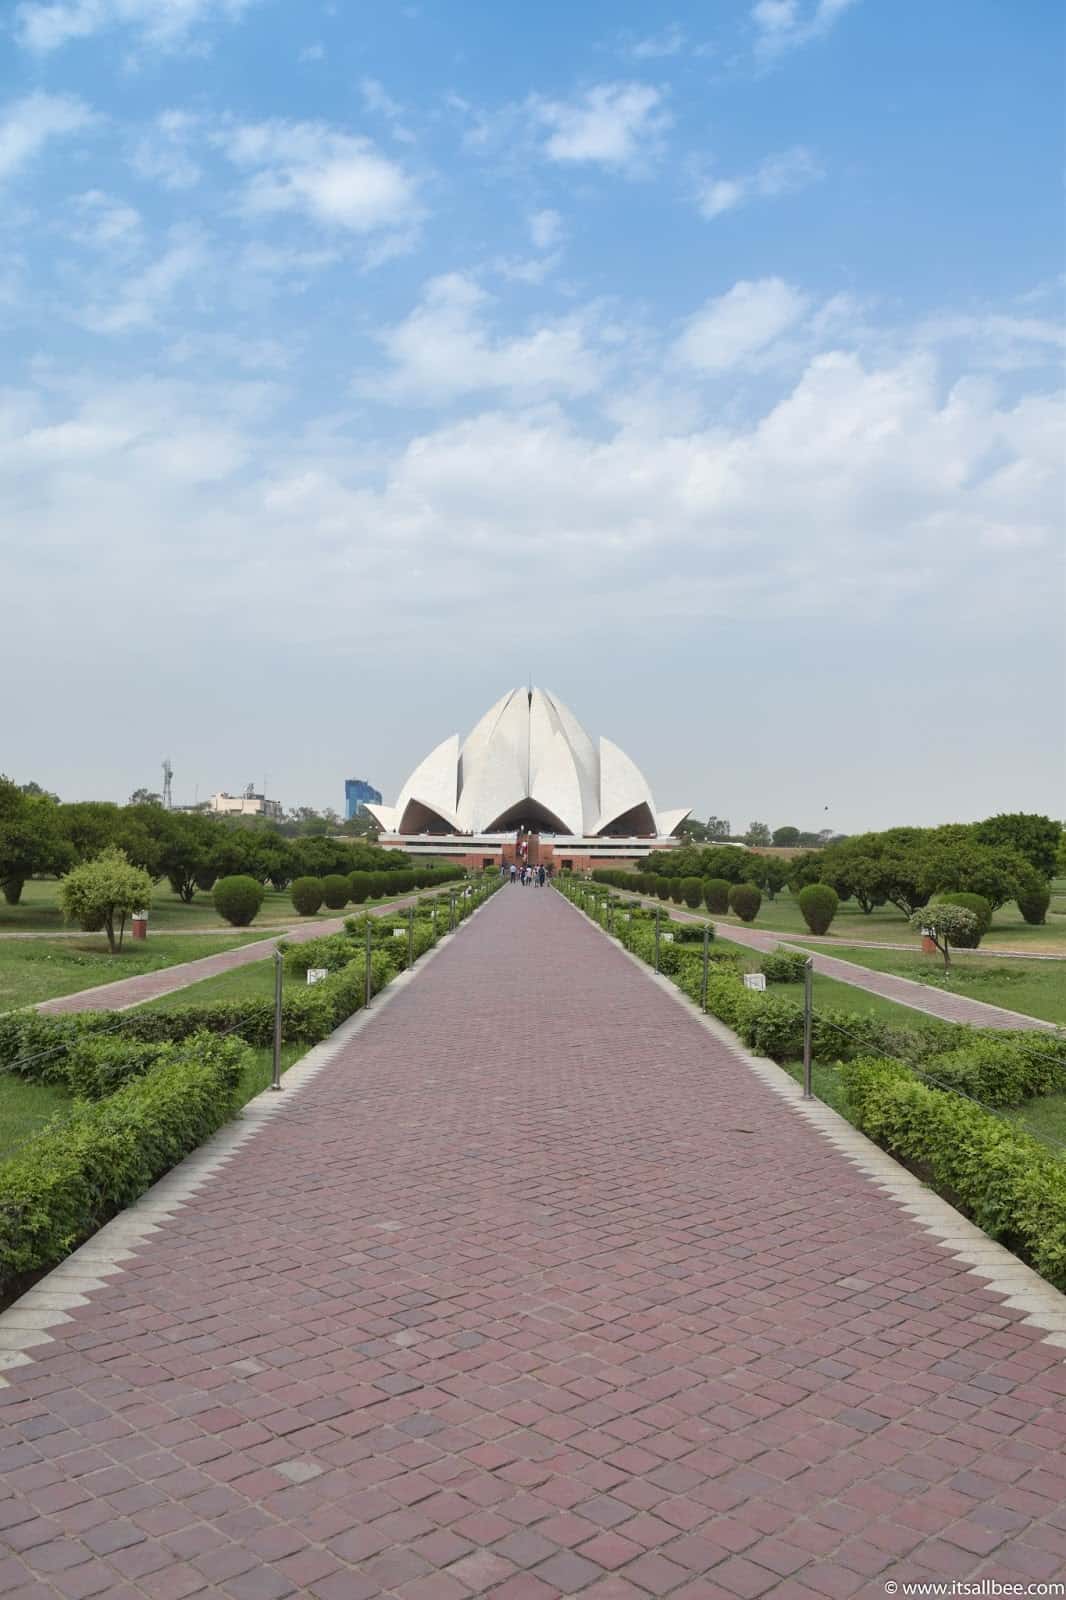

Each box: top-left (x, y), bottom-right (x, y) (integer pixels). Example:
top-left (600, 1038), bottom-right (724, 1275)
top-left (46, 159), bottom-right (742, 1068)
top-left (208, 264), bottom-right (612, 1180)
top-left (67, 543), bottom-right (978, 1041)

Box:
top-left (3, 0), bottom-right (1063, 832)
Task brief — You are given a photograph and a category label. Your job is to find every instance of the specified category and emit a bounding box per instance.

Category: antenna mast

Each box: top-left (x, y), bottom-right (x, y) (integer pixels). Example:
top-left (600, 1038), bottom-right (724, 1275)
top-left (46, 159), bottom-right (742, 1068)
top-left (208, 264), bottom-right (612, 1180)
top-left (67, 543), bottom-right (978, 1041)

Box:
top-left (162, 758), bottom-right (174, 810)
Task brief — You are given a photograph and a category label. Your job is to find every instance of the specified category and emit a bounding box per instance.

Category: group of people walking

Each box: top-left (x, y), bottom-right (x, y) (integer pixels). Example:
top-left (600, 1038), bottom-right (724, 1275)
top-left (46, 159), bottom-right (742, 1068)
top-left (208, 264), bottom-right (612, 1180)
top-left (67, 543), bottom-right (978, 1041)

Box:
top-left (506, 862), bottom-right (547, 886)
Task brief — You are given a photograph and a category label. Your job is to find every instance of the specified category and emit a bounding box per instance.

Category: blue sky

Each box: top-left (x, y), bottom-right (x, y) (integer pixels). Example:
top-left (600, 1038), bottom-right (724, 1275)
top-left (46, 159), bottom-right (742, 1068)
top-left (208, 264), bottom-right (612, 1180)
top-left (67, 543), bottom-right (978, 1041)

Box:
top-left (3, 0), bottom-right (1063, 831)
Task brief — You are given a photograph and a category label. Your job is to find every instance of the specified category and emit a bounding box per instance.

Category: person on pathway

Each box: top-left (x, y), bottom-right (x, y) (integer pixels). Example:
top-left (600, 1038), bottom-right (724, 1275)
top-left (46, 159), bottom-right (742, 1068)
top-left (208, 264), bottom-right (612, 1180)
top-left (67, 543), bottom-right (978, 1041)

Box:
top-left (538, 865), bottom-right (546, 886)
top-left (509, 863), bottom-right (516, 883)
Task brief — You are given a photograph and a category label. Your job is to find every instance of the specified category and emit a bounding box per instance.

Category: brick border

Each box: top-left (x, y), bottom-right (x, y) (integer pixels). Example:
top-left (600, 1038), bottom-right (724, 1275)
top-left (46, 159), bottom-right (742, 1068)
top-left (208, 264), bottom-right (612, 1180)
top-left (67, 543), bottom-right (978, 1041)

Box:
top-left (0, 896), bottom-right (493, 1384)
top-left (558, 892), bottom-right (1066, 1355)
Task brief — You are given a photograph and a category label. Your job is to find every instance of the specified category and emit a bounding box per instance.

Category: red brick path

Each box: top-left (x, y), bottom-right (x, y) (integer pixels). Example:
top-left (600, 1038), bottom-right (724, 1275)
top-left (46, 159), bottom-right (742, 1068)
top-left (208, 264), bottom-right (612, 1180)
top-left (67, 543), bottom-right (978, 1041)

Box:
top-left (2, 888), bottom-right (1064, 1597)
top-left (36, 893), bottom-right (443, 1017)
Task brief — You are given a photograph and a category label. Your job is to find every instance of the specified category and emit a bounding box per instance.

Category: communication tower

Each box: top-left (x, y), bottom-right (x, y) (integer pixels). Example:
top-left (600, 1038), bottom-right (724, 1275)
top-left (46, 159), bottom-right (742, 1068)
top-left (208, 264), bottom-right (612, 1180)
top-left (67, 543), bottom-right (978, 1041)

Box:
top-left (162, 759), bottom-right (173, 810)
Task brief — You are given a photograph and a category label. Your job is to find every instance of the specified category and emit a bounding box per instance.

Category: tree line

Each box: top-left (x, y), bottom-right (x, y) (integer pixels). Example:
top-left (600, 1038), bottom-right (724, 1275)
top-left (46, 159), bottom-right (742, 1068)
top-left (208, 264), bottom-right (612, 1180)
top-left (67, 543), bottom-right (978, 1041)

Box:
top-left (637, 812), bottom-right (1062, 924)
top-left (0, 777), bottom-right (414, 905)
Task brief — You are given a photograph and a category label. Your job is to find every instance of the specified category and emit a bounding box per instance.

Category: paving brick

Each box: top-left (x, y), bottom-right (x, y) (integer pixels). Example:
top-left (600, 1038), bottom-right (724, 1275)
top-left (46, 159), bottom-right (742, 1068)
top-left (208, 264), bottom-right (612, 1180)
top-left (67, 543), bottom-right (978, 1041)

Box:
top-left (2, 889), bottom-right (1063, 1600)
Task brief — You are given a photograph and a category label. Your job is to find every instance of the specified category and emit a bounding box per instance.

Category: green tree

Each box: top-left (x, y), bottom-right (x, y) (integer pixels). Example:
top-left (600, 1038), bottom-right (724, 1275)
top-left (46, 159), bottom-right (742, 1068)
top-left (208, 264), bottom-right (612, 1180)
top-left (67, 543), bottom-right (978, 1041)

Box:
top-left (745, 821), bottom-right (772, 847)
top-left (58, 848), bottom-right (152, 953)
top-left (706, 816), bottom-right (731, 841)
top-left (58, 800), bottom-right (121, 862)
top-left (0, 777), bottom-right (72, 904)
top-left (973, 813), bottom-right (1060, 880)
top-left (910, 904), bottom-right (977, 973)
top-left (921, 841), bottom-right (1033, 913)
top-left (760, 857), bottom-right (791, 901)
top-left (772, 826), bottom-right (801, 846)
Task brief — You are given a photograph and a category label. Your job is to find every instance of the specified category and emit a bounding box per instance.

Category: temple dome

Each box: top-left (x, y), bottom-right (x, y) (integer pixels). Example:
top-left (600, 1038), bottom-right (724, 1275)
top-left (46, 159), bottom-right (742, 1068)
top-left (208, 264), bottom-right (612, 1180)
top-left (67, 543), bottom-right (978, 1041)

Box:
top-left (365, 688), bottom-right (689, 839)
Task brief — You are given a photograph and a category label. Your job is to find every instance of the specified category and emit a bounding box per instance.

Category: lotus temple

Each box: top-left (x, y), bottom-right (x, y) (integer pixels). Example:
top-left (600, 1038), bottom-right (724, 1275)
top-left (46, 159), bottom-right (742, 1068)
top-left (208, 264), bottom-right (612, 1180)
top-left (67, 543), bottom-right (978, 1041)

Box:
top-left (367, 686), bottom-right (690, 873)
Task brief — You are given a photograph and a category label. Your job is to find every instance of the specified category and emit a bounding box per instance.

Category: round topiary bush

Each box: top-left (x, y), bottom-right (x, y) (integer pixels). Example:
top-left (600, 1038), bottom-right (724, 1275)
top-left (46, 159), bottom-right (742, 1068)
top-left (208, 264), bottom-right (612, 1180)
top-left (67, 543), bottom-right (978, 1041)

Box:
top-left (1016, 886), bottom-right (1051, 926)
top-left (348, 871), bottom-right (372, 904)
top-left (729, 883), bottom-right (762, 923)
top-left (368, 872), bottom-right (391, 900)
top-left (760, 949), bottom-right (809, 983)
top-left (291, 876), bottom-right (325, 916)
top-left (654, 879), bottom-right (671, 900)
top-left (212, 875), bottom-right (264, 927)
top-left (321, 874), bottom-right (350, 911)
top-left (798, 883), bottom-right (839, 935)
top-left (703, 878), bottom-right (731, 914)
top-left (681, 875), bottom-right (703, 909)
top-left (937, 891), bottom-right (992, 943)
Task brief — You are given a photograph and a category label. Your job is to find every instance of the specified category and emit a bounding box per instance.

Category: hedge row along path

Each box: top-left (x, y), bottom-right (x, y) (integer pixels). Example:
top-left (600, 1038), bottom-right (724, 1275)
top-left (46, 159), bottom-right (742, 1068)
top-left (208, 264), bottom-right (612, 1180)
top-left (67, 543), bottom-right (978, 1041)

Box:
top-left (33, 888), bottom-right (450, 1017)
top-left (611, 894), bottom-right (1058, 1033)
top-left (2, 887), bottom-right (1065, 1597)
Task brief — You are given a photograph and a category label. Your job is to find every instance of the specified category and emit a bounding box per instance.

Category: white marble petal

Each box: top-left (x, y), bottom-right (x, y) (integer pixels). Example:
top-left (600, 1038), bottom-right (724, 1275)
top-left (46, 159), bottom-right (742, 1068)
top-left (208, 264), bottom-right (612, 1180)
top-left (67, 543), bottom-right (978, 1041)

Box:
top-left (596, 736), bottom-right (657, 835)
top-left (657, 807), bottom-right (692, 838)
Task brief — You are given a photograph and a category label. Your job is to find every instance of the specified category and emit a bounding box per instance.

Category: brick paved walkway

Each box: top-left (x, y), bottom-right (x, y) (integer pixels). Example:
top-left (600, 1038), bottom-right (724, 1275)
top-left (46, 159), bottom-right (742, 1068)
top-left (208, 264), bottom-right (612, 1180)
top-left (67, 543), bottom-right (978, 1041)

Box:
top-left (1, 888), bottom-right (1064, 1598)
top-left (35, 893), bottom-right (443, 1017)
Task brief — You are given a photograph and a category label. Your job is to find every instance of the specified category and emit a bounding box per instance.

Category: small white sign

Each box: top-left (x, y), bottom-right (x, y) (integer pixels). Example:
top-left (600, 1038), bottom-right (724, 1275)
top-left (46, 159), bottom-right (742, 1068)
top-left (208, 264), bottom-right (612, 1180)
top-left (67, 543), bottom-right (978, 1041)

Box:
top-left (622, 913), bottom-right (631, 922)
top-left (306, 968), bottom-right (329, 985)
top-left (393, 927), bottom-right (407, 938)
top-left (743, 972), bottom-right (767, 991)
top-left (661, 931), bottom-right (674, 943)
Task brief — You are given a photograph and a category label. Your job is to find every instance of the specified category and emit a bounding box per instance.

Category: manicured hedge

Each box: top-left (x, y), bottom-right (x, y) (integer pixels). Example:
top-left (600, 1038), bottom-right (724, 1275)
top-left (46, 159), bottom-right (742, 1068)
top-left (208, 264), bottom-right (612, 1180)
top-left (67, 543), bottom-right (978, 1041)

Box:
top-left (798, 883), bottom-right (838, 935)
top-left (841, 1056), bottom-right (1066, 1290)
top-left (760, 949), bottom-right (809, 984)
top-left (728, 883), bottom-right (762, 922)
top-left (920, 1036), bottom-right (1065, 1107)
top-left (1, 877), bottom-right (503, 1077)
top-left (703, 878), bottom-right (731, 914)
top-left (321, 874), bottom-right (351, 910)
top-left (0, 1035), bottom-right (247, 1293)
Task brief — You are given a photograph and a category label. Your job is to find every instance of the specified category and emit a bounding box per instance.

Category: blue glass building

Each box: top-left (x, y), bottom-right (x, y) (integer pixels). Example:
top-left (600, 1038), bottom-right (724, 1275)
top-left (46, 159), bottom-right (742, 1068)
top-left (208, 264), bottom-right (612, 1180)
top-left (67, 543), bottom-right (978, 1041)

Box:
top-left (344, 778), bottom-right (383, 820)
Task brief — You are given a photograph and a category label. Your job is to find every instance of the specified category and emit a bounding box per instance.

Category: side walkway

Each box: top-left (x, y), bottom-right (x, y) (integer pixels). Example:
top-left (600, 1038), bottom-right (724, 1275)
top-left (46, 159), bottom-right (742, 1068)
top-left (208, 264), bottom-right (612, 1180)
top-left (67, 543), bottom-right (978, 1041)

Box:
top-left (35, 892), bottom-right (447, 1017)
top-left (612, 896), bottom-right (1056, 1032)
top-left (0, 888), bottom-right (1063, 1597)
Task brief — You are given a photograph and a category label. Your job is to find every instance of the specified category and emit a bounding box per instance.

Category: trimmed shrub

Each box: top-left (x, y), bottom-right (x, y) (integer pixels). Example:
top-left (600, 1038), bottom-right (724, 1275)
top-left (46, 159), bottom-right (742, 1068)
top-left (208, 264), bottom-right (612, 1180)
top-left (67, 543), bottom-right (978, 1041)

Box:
top-left (798, 883), bottom-right (839, 936)
top-left (321, 874), bottom-right (351, 911)
top-left (703, 878), bottom-right (731, 914)
top-left (921, 1039), bottom-right (1065, 1107)
top-left (348, 871), bottom-right (372, 904)
top-left (194, 866), bottom-right (216, 893)
top-left (760, 949), bottom-right (809, 984)
top-left (680, 876), bottom-right (702, 909)
top-left (0, 1036), bottom-right (247, 1293)
top-left (1017, 885), bottom-right (1051, 926)
top-left (674, 922), bottom-right (714, 944)
top-left (63, 1037), bottom-right (175, 1100)
top-left (212, 875), bottom-right (264, 927)
top-left (729, 883), bottom-right (762, 923)
top-left (840, 1056), bottom-right (1066, 1290)
top-left (655, 879), bottom-right (671, 900)
top-left (937, 892), bottom-right (992, 944)
top-left (291, 877), bottom-right (325, 916)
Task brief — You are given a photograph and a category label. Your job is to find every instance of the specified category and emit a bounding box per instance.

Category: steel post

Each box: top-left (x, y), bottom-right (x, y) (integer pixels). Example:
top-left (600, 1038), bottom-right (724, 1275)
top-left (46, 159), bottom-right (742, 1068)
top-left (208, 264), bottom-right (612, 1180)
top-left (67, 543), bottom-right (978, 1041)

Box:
top-left (407, 905), bottom-right (414, 970)
top-left (365, 916), bottom-right (373, 1008)
top-left (271, 950), bottom-right (283, 1091)
top-left (802, 958), bottom-right (814, 1100)
top-left (654, 904), bottom-right (661, 973)
top-left (702, 925), bottom-right (710, 1011)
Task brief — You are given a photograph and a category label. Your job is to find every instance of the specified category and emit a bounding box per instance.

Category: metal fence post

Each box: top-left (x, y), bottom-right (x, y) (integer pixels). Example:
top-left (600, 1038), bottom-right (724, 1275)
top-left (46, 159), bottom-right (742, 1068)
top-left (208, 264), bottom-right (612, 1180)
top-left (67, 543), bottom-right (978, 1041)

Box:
top-left (802, 958), bottom-right (814, 1100)
top-left (407, 904), bottom-right (414, 970)
top-left (365, 916), bottom-right (373, 1009)
top-left (701, 925), bottom-right (710, 1011)
top-left (654, 904), bottom-right (661, 973)
top-left (449, 892), bottom-right (455, 931)
top-left (271, 950), bottom-right (283, 1090)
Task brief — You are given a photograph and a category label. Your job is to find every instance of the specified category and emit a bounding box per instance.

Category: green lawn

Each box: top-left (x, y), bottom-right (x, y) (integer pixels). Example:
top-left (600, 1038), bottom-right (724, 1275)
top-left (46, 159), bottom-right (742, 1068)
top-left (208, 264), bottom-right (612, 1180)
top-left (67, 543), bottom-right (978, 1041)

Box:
top-left (712, 885), bottom-right (1066, 953)
top-left (143, 956), bottom-right (279, 1011)
top-left (0, 878), bottom-right (427, 934)
top-left (0, 1074), bottom-right (73, 1162)
top-left (0, 932), bottom-right (268, 1013)
top-left (794, 944), bottom-right (1066, 1028)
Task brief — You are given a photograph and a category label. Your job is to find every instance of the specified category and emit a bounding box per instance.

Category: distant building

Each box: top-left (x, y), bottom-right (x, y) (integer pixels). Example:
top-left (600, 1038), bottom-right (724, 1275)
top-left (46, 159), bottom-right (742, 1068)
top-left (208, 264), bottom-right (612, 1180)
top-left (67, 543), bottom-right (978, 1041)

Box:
top-left (209, 788), bottom-right (283, 820)
top-left (344, 778), bottom-right (383, 820)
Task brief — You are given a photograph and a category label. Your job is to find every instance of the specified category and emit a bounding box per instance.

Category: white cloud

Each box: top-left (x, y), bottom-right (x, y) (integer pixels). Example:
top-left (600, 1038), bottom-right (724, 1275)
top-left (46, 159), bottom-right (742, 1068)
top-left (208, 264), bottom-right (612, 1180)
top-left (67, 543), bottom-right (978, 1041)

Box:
top-left (77, 229), bottom-right (207, 333)
top-left (673, 278), bottom-right (809, 371)
top-left (14, 0), bottom-right (258, 53)
top-left (0, 92), bottom-right (93, 182)
top-left (299, 42), bottom-right (324, 63)
top-left (129, 111), bottom-right (202, 190)
top-left (628, 24), bottom-right (684, 59)
top-left (528, 209), bottom-right (563, 250)
top-left (531, 82), bottom-right (671, 172)
top-left (69, 189), bottom-right (142, 250)
top-left (360, 78), bottom-right (415, 144)
top-left (697, 145), bottom-right (823, 218)
top-left (221, 118), bottom-right (421, 237)
top-left (752, 0), bottom-right (861, 58)
top-left (360, 273), bottom-right (602, 402)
